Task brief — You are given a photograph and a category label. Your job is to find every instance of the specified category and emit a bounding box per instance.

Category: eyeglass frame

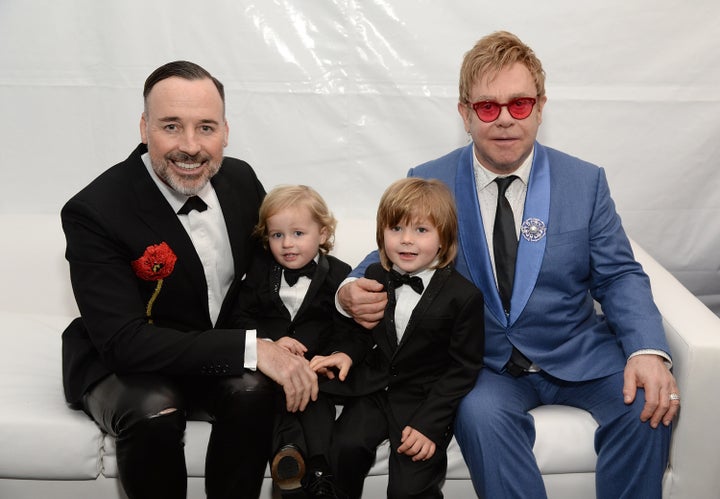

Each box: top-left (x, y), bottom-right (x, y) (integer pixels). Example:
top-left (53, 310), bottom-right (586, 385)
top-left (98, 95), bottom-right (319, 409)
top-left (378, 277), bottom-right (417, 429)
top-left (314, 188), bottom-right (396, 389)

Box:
top-left (468, 96), bottom-right (539, 123)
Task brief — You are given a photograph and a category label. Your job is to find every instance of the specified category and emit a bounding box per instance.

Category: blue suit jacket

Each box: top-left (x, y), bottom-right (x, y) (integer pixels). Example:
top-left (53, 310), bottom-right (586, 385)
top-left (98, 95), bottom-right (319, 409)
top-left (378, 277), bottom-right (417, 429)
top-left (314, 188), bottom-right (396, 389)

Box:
top-left (356, 142), bottom-right (669, 382)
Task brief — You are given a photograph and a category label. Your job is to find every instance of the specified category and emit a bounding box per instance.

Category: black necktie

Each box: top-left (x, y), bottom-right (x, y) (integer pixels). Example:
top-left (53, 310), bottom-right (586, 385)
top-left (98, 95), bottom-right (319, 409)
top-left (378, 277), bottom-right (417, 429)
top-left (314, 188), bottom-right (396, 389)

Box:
top-left (493, 176), bottom-right (535, 375)
top-left (389, 269), bottom-right (424, 294)
top-left (177, 196), bottom-right (208, 215)
top-left (493, 176), bottom-right (518, 314)
top-left (284, 260), bottom-right (317, 286)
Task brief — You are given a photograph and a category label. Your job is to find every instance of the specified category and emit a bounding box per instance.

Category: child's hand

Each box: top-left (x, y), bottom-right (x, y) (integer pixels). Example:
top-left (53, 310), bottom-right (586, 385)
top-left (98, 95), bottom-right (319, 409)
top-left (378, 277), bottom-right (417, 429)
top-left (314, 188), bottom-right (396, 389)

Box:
top-left (275, 336), bottom-right (308, 356)
top-left (397, 426), bottom-right (436, 461)
top-left (309, 352), bottom-right (353, 381)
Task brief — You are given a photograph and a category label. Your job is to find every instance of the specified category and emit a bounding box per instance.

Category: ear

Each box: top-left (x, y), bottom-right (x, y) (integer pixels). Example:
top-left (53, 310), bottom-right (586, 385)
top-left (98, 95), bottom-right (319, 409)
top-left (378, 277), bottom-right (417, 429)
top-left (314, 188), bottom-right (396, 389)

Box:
top-left (140, 113), bottom-right (148, 144)
top-left (457, 102), bottom-right (472, 133)
top-left (223, 119), bottom-right (229, 147)
top-left (319, 226), bottom-right (329, 245)
top-left (536, 95), bottom-right (548, 125)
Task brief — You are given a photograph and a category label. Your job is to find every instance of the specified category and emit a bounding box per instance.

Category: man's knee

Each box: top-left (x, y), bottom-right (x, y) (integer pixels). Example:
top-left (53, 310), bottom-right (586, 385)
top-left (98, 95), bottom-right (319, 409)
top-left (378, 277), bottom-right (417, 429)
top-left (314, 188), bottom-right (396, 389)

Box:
top-left (84, 374), bottom-right (185, 435)
top-left (456, 390), bottom-right (506, 431)
top-left (116, 406), bottom-right (186, 449)
top-left (115, 388), bottom-right (183, 429)
top-left (212, 372), bottom-right (277, 421)
top-left (221, 371), bottom-right (276, 395)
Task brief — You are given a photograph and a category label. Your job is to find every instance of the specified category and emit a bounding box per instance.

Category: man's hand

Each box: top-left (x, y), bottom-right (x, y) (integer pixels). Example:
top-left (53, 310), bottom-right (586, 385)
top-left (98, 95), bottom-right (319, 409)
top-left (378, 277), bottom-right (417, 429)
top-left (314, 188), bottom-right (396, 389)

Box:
top-left (397, 426), bottom-right (436, 462)
top-left (275, 336), bottom-right (308, 356)
top-left (337, 278), bottom-right (387, 329)
top-left (623, 354), bottom-right (680, 428)
top-left (309, 352), bottom-right (353, 381)
top-left (256, 339), bottom-right (318, 412)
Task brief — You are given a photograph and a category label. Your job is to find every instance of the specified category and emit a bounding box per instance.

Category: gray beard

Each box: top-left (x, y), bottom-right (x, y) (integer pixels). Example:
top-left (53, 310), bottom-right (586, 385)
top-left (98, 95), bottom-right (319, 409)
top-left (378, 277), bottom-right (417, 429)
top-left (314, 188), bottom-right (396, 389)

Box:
top-left (152, 159), bottom-right (221, 196)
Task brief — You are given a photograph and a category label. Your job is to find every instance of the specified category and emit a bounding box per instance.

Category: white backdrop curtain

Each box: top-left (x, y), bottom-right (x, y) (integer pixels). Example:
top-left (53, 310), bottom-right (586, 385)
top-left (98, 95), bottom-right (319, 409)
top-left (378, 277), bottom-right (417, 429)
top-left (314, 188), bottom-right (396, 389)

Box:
top-left (1, 0), bottom-right (719, 314)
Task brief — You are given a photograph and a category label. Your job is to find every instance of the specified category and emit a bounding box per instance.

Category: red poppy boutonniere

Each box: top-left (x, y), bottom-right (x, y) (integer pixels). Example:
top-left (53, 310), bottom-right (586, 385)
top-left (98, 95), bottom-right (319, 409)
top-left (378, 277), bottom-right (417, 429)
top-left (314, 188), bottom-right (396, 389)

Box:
top-left (131, 242), bottom-right (177, 323)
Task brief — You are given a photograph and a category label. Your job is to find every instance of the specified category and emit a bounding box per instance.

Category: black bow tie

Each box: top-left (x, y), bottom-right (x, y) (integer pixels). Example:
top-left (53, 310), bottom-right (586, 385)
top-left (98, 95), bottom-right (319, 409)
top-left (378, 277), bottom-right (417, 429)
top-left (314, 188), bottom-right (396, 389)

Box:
top-left (389, 269), bottom-right (424, 294)
top-left (284, 260), bottom-right (317, 286)
top-left (177, 196), bottom-right (208, 215)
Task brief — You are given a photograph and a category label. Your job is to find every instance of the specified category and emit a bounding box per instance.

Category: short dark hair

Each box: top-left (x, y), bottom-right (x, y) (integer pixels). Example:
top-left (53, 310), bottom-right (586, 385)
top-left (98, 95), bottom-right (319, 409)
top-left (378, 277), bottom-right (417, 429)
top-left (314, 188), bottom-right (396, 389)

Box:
top-left (143, 60), bottom-right (225, 108)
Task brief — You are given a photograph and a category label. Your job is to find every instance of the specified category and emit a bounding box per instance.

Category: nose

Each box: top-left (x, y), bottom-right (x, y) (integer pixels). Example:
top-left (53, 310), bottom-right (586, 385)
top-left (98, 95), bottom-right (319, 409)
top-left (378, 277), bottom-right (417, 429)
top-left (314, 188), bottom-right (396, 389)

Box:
top-left (495, 105), bottom-right (515, 126)
top-left (179, 130), bottom-right (201, 155)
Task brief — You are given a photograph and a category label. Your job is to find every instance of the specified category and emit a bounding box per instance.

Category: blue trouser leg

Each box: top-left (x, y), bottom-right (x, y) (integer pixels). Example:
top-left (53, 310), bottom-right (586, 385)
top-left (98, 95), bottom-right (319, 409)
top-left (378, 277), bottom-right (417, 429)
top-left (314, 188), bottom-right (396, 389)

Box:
top-left (547, 371), bottom-right (670, 499)
top-left (454, 369), bottom-right (546, 499)
top-left (455, 369), bottom-right (671, 499)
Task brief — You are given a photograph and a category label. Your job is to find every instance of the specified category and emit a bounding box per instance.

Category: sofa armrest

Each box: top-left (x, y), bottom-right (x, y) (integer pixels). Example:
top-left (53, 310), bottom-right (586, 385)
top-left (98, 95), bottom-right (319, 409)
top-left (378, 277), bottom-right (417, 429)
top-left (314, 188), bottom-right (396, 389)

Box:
top-left (631, 240), bottom-right (720, 499)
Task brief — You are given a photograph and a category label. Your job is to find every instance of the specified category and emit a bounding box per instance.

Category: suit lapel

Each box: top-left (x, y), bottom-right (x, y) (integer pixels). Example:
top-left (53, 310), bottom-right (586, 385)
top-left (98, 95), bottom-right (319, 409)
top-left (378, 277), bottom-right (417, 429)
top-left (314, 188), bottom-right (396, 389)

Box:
top-left (269, 262), bottom-right (291, 319)
top-left (211, 169), bottom-right (247, 281)
top-left (395, 266), bottom-right (450, 353)
top-left (454, 145), bottom-right (505, 323)
top-left (295, 253), bottom-right (328, 319)
top-left (129, 149), bottom-right (210, 316)
top-left (384, 282), bottom-right (400, 351)
top-left (510, 142), bottom-right (550, 324)
top-left (211, 166), bottom-right (262, 322)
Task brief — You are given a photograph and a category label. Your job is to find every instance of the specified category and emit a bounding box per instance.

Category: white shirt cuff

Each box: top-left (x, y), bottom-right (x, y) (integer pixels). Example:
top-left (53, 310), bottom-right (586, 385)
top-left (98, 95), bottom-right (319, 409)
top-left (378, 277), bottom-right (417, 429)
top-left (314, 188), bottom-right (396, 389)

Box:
top-left (243, 330), bottom-right (257, 370)
top-left (628, 349), bottom-right (672, 369)
top-left (334, 276), bottom-right (358, 317)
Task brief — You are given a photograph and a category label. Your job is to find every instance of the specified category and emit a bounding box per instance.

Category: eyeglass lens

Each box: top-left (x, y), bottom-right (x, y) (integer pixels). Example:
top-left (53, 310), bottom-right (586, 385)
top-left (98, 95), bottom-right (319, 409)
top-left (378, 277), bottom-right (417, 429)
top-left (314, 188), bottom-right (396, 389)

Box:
top-left (472, 98), bottom-right (536, 122)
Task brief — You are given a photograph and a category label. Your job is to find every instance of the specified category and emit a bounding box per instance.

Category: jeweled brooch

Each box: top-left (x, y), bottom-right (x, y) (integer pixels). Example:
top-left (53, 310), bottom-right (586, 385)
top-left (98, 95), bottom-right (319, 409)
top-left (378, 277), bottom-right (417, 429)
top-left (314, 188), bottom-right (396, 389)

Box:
top-left (521, 218), bottom-right (546, 242)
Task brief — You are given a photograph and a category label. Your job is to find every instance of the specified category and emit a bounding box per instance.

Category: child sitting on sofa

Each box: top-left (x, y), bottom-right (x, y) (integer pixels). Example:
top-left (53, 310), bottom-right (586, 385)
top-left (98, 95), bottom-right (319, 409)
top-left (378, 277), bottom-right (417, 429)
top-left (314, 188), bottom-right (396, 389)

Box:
top-left (311, 177), bottom-right (485, 498)
top-left (233, 184), bottom-right (368, 498)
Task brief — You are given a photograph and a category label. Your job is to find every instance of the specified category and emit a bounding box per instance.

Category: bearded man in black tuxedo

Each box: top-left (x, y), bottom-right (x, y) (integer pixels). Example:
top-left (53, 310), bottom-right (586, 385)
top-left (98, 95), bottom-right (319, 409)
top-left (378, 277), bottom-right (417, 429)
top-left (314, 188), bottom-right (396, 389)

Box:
top-left (61, 60), bottom-right (318, 499)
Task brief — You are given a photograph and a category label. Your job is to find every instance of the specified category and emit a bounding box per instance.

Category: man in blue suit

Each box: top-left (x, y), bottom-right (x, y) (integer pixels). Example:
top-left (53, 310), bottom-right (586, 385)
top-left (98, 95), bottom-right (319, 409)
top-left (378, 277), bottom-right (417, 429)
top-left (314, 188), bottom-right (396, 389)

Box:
top-left (338, 31), bottom-right (679, 498)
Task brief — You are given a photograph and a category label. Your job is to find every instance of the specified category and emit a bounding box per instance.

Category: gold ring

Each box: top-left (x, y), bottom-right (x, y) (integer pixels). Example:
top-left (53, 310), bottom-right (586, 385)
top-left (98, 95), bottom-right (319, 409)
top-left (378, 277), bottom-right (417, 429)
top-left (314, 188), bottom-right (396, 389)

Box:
top-left (669, 393), bottom-right (680, 401)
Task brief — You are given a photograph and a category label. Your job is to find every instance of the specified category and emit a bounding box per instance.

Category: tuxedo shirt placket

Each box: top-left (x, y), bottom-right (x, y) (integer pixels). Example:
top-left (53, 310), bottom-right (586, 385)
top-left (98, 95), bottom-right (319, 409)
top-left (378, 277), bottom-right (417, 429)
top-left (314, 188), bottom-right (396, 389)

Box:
top-left (391, 268), bottom-right (434, 344)
top-left (278, 276), bottom-right (311, 320)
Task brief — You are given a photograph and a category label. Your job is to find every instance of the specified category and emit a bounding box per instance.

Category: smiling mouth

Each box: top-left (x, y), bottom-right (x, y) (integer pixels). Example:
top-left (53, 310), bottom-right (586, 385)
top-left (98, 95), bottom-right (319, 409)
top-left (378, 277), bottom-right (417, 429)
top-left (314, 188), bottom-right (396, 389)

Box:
top-left (174, 161), bottom-right (203, 170)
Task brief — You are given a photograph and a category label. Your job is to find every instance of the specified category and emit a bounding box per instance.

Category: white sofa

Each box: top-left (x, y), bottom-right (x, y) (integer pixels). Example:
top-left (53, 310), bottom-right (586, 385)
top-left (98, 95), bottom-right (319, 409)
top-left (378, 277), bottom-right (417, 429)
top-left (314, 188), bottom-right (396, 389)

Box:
top-left (1, 214), bottom-right (719, 499)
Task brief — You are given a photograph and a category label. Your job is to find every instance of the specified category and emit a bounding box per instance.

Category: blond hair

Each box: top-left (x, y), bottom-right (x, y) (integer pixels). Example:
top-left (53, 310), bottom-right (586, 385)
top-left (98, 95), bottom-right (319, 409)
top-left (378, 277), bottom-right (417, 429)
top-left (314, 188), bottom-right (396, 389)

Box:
top-left (376, 178), bottom-right (458, 270)
top-left (459, 31), bottom-right (546, 105)
top-left (254, 185), bottom-right (337, 253)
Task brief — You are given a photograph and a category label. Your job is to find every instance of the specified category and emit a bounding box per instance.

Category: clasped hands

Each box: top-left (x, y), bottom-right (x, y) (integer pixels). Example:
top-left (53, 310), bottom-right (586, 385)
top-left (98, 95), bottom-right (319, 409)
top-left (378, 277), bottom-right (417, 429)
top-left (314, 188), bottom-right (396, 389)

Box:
top-left (273, 335), bottom-right (437, 460)
top-left (256, 335), bottom-right (354, 413)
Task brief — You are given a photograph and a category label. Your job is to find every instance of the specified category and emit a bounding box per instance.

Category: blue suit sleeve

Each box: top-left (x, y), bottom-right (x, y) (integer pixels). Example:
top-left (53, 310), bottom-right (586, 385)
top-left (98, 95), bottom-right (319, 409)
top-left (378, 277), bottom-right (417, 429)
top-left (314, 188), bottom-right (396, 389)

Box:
top-left (348, 249), bottom-right (381, 278)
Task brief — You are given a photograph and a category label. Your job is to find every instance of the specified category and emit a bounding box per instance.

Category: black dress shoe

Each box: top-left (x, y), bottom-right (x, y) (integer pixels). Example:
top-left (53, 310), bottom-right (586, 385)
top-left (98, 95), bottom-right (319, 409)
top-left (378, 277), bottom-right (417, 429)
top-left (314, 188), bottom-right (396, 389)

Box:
top-left (304, 470), bottom-right (344, 499)
top-left (271, 444), bottom-right (306, 491)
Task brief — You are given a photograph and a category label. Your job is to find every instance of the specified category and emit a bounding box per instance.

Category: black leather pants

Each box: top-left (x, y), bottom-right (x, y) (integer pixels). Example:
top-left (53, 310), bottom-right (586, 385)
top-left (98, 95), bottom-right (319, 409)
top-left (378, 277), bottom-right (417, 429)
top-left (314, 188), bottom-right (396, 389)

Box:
top-left (83, 372), bottom-right (275, 499)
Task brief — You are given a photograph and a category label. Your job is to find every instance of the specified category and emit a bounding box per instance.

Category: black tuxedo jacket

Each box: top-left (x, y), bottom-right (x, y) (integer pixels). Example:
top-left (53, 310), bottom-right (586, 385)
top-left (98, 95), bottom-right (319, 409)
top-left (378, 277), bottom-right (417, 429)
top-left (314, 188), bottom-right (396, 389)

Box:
top-left (61, 143), bottom-right (265, 405)
top-left (232, 252), bottom-right (370, 364)
top-left (325, 263), bottom-right (485, 443)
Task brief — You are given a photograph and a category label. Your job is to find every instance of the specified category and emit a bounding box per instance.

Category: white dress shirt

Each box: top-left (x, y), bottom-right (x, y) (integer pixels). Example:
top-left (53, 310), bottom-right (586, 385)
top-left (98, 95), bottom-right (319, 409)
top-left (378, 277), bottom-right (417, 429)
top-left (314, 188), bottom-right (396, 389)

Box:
top-left (279, 256), bottom-right (319, 320)
top-left (141, 153), bottom-right (258, 368)
top-left (392, 266), bottom-right (436, 342)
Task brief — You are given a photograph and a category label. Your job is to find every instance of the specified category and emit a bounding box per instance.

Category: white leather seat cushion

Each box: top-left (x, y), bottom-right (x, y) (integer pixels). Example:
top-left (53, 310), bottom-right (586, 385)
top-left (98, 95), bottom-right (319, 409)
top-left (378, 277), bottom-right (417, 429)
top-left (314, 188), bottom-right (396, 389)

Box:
top-left (0, 312), bottom-right (102, 479)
